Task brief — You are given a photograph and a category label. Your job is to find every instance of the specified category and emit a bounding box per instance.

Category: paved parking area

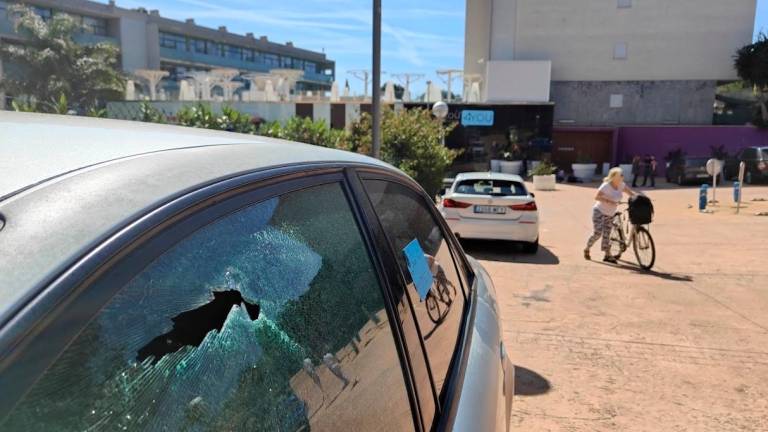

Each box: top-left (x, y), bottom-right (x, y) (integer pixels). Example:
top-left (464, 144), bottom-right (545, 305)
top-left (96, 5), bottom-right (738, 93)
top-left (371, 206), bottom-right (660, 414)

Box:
top-left (461, 181), bottom-right (768, 431)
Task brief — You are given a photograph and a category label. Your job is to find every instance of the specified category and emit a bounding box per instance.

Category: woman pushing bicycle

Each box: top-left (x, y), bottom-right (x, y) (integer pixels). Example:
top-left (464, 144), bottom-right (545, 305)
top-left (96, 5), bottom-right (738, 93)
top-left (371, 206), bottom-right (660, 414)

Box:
top-left (584, 167), bottom-right (639, 263)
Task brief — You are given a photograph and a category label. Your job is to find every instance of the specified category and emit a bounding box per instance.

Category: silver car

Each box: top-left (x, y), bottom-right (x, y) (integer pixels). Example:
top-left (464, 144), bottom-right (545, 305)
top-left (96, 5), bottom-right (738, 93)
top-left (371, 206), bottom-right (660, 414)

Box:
top-left (0, 112), bottom-right (513, 431)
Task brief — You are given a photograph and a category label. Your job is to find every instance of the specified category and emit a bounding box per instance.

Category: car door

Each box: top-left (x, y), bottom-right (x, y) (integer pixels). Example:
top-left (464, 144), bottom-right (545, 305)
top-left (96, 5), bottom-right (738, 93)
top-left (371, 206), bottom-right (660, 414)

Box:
top-left (353, 170), bottom-right (480, 431)
top-left (0, 170), bottom-right (419, 432)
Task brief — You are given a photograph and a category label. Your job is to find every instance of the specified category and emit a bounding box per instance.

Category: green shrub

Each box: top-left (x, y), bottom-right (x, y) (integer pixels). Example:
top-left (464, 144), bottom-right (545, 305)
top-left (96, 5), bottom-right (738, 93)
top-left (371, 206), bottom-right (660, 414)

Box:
top-left (349, 108), bottom-right (459, 196)
top-left (575, 153), bottom-right (594, 164)
top-left (136, 100), bottom-right (166, 123)
top-left (218, 106), bottom-right (257, 133)
top-left (531, 161), bottom-right (557, 176)
top-left (175, 103), bottom-right (217, 129)
top-left (257, 117), bottom-right (348, 149)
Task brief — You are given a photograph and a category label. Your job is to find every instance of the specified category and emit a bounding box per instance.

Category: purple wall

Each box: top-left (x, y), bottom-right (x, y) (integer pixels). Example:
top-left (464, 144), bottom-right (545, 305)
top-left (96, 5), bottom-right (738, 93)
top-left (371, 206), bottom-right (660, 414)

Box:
top-left (616, 126), bottom-right (768, 175)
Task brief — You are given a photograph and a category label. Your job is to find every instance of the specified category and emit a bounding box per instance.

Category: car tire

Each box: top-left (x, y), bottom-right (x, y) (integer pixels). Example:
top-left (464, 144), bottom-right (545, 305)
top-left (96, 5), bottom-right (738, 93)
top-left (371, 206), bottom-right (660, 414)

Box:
top-left (522, 238), bottom-right (539, 254)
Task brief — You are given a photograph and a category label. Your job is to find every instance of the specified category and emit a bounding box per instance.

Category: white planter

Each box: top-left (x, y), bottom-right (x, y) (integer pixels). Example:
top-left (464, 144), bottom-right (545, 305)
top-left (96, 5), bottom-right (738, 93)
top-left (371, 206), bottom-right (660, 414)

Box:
top-left (572, 163), bottom-right (598, 182)
top-left (527, 160), bottom-right (541, 177)
top-left (619, 164), bottom-right (633, 180)
top-left (490, 159), bottom-right (502, 172)
top-left (533, 174), bottom-right (556, 191)
top-left (500, 160), bottom-right (523, 175)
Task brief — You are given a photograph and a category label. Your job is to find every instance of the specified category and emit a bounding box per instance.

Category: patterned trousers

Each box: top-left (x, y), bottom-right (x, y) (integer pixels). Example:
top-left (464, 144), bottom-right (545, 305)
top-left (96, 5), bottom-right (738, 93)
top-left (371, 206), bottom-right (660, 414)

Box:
top-left (586, 207), bottom-right (614, 252)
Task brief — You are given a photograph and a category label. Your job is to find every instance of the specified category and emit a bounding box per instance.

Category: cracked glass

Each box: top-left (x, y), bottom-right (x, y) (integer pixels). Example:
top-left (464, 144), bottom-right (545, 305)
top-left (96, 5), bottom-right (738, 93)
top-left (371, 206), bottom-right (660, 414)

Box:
top-left (2, 182), bottom-right (414, 432)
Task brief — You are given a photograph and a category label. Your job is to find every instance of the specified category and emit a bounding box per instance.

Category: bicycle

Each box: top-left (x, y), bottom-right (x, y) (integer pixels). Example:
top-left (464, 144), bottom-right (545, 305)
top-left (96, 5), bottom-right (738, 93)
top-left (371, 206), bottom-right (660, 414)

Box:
top-left (608, 203), bottom-right (656, 270)
top-left (425, 270), bottom-right (456, 324)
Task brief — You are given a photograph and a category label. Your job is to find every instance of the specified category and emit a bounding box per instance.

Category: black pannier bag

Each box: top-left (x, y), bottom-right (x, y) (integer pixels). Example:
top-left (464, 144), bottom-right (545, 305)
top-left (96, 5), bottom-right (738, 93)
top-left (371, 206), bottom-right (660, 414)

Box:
top-left (628, 195), bottom-right (654, 225)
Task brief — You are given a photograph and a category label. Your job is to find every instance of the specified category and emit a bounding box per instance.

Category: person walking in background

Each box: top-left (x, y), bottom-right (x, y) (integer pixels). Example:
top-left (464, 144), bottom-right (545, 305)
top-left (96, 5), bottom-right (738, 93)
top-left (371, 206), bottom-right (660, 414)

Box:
top-left (640, 154), bottom-right (651, 187)
top-left (584, 167), bottom-right (638, 263)
top-left (631, 155), bottom-right (641, 187)
top-left (642, 155), bottom-right (657, 187)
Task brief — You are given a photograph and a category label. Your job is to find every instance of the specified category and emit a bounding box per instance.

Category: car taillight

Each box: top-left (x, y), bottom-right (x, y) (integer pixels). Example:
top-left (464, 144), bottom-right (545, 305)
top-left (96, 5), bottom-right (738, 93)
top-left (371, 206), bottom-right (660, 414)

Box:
top-left (759, 161), bottom-right (767, 171)
top-left (509, 201), bottom-right (537, 211)
top-left (443, 198), bottom-right (472, 208)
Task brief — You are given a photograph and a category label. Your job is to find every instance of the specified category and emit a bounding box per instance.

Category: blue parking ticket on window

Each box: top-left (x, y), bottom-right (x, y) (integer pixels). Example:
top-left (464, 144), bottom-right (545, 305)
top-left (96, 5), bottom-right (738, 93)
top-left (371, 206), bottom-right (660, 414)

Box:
top-left (403, 239), bottom-right (434, 301)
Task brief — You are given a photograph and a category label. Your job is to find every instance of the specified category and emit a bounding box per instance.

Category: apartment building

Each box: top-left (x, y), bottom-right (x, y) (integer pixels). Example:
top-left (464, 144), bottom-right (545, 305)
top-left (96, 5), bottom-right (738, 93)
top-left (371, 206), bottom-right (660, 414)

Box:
top-left (464, 0), bottom-right (756, 125)
top-left (0, 0), bottom-right (335, 93)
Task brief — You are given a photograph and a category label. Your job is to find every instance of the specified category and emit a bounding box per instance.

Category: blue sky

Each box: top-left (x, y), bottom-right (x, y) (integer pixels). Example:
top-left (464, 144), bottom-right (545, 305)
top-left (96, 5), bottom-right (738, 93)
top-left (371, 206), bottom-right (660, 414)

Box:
top-left (756, 0), bottom-right (768, 39)
top-left (105, 0), bottom-right (764, 95)
top-left (108, 0), bottom-right (464, 96)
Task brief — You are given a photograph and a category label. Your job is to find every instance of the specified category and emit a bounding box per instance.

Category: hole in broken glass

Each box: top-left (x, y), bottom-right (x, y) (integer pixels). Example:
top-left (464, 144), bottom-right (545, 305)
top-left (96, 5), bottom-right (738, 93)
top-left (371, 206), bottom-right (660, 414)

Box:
top-left (137, 290), bottom-right (260, 363)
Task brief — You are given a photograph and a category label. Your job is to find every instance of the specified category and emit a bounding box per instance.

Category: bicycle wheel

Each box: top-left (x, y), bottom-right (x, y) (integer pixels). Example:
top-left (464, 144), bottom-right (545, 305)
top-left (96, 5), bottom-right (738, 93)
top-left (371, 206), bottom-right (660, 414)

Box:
top-left (608, 215), bottom-right (625, 259)
top-left (633, 226), bottom-right (656, 270)
top-left (425, 291), bottom-right (442, 323)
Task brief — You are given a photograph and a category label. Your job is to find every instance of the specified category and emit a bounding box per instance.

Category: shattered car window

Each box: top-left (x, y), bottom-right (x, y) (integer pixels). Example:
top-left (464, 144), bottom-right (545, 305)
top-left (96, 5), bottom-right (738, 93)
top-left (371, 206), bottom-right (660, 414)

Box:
top-left (2, 182), bottom-right (414, 432)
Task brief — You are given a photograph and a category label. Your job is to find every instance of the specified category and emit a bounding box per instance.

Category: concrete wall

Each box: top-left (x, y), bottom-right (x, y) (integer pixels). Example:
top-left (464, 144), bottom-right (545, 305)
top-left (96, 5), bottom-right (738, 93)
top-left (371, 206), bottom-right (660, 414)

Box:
top-left (118, 16), bottom-right (149, 72)
top-left (463, 0), bottom-right (492, 78)
top-left (552, 80), bottom-right (717, 126)
top-left (499, 0), bottom-right (756, 81)
top-left (483, 60), bottom-right (551, 103)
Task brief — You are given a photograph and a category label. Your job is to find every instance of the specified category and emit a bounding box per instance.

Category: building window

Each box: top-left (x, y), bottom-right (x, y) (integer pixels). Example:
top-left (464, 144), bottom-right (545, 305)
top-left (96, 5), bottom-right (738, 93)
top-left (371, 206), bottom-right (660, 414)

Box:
top-left (244, 48), bottom-right (255, 62)
top-left (303, 61), bottom-right (316, 74)
top-left (263, 53), bottom-right (279, 67)
top-left (610, 94), bottom-right (624, 108)
top-left (190, 38), bottom-right (208, 54)
top-left (160, 32), bottom-right (187, 50)
top-left (226, 45), bottom-right (242, 60)
top-left (617, 0), bottom-right (632, 8)
top-left (613, 42), bottom-right (627, 60)
top-left (281, 56), bottom-right (293, 68)
top-left (82, 15), bottom-right (108, 36)
top-left (32, 6), bottom-right (53, 21)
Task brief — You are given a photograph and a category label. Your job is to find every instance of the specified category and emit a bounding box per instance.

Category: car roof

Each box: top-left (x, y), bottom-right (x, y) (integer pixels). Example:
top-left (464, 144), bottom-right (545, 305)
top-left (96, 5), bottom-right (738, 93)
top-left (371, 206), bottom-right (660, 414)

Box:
top-left (0, 112), bottom-right (395, 325)
top-left (0, 111), bottom-right (387, 200)
top-left (453, 171), bottom-right (525, 183)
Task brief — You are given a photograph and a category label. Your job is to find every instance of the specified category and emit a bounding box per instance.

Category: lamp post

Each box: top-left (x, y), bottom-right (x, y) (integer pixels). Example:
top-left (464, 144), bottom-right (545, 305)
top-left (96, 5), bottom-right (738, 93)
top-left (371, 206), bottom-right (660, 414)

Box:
top-left (371, 0), bottom-right (382, 159)
top-left (432, 101), bottom-right (449, 146)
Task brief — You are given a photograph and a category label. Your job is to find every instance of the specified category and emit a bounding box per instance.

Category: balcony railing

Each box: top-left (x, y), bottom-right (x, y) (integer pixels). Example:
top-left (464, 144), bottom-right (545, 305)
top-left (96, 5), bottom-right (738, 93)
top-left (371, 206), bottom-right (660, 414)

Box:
top-left (161, 47), bottom-right (273, 73)
top-left (160, 47), bottom-right (334, 84)
top-left (1, 14), bottom-right (117, 45)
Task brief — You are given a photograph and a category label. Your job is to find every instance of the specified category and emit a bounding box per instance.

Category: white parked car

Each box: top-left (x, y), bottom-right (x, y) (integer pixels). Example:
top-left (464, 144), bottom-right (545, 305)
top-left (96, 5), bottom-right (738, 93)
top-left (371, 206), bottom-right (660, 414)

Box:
top-left (438, 172), bottom-right (540, 253)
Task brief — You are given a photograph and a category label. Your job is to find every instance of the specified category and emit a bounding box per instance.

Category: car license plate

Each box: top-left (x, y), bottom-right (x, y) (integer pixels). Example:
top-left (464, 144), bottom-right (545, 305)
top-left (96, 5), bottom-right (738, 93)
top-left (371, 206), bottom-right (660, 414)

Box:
top-left (696, 173), bottom-right (709, 178)
top-left (474, 205), bottom-right (506, 214)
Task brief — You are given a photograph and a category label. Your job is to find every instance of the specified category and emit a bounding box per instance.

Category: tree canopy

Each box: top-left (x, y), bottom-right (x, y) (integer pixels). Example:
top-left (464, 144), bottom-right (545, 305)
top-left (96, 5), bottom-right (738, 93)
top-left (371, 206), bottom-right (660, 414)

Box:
top-left (734, 33), bottom-right (768, 126)
top-left (0, 5), bottom-right (124, 113)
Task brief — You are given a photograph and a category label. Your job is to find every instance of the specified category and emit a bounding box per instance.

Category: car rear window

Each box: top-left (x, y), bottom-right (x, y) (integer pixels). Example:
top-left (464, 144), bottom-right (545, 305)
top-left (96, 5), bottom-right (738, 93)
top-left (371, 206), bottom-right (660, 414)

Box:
top-left (454, 179), bottom-right (527, 196)
top-left (685, 158), bottom-right (708, 167)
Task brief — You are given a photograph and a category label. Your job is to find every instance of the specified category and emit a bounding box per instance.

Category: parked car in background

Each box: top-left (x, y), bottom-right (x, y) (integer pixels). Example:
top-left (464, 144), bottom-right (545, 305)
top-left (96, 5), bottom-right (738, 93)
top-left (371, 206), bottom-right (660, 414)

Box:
top-left (724, 146), bottom-right (768, 184)
top-left (0, 112), bottom-right (514, 432)
top-left (438, 172), bottom-right (539, 253)
top-left (665, 156), bottom-right (713, 185)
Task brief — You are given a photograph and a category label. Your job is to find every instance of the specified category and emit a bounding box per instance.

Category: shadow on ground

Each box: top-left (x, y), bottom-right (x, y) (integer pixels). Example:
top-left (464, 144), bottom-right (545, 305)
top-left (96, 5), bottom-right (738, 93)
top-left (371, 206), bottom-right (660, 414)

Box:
top-left (596, 260), bottom-right (694, 282)
top-left (514, 366), bottom-right (551, 396)
top-left (460, 239), bottom-right (560, 265)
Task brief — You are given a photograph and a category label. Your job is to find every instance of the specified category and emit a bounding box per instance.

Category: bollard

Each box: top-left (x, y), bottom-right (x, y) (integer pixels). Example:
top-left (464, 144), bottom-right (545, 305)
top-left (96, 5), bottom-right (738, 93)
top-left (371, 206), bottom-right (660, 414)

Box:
top-left (699, 184), bottom-right (708, 211)
top-left (733, 181), bottom-right (741, 203)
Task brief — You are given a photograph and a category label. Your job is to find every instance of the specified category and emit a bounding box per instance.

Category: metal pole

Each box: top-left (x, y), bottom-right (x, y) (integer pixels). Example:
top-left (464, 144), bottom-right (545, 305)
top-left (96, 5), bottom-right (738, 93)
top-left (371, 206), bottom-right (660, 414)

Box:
top-left (371, 0), bottom-right (382, 159)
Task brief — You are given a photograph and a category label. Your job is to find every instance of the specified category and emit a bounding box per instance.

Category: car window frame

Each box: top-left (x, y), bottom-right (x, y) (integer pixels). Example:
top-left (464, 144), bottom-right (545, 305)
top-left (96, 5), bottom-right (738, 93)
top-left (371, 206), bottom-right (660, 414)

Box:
top-left (353, 167), bottom-right (476, 431)
top-left (0, 164), bottom-right (422, 431)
